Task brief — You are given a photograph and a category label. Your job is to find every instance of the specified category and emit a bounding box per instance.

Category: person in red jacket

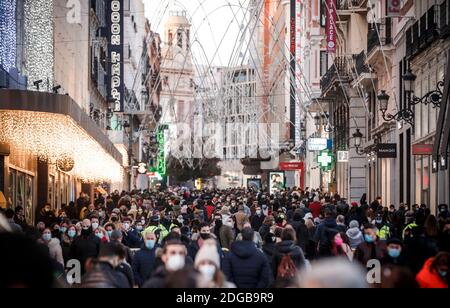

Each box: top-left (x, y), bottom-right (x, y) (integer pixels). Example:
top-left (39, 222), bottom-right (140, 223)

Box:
top-left (416, 252), bottom-right (449, 288)
top-left (309, 196), bottom-right (322, 218)
top-left (205, 201), bottom-right (215, 222)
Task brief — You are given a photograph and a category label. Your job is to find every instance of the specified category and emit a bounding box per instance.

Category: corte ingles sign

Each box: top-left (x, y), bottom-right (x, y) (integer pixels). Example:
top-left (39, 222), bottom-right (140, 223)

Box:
top-left (326, 0), bottom-right (337, 53)
top-left (107, 0), bottom-right (124, 112)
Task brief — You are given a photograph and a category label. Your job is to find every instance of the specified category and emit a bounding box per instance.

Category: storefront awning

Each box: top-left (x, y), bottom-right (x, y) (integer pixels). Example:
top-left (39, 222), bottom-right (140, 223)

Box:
top-left (0, 90), bottom-right (124, 183)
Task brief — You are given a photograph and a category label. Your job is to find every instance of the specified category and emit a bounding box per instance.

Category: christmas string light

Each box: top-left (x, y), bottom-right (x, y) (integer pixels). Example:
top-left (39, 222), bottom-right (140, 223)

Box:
top-left (0, 0), bottom-right (17, 72)
top-left (24, 0), bottom-right (54, 91)
top-left (0, 110), bottom-right (123, 183)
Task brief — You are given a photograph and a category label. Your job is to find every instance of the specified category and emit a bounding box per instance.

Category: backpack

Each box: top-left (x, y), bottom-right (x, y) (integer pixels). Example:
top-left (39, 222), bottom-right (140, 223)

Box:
top-left (277, 254), bottom-right (297, 279)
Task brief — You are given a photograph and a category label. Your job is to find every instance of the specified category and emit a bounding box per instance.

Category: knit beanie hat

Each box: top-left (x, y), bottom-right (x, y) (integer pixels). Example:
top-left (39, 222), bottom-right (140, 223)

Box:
top-left (194, 239), bottom-right (220, 268)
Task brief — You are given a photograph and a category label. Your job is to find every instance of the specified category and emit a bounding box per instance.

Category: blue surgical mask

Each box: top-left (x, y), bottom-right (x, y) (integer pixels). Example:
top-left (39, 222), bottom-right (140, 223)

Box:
top-left (364, 234), bottom-right (374, 243)
top-left (439, 270), bottom-right (447, 278)
top-left (107, 230), bottom-right (113, 237)
top-left (146, 240), bottom-right (156, 250)
top-left (388, 248), bottom-right (401, 258)
top-left (96, 233), bottom-right (103, 239)
top-left (136, 225), bottom-right (143, 231)
top-left (68, 230), bottom-right (76, 238)
top-left (43, 234), bottom-right (52, 242)
top-left (60, 227), bottom-right (67, 234)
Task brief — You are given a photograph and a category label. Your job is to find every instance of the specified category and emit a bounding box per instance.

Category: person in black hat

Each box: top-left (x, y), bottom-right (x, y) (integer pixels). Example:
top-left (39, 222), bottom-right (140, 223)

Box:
top-left (381, 238), bottom-right (407, 267)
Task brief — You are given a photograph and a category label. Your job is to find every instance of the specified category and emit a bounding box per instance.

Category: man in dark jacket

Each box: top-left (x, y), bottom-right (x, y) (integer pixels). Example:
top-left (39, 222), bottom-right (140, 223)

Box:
top-left (222, 227), bottom-right (272, 288)
top-left (143, 239), bottom-right (191, 288)
top-left (290, 210), bottom-right (309, 252)
top-left (211, 214), bottom-right (234, 250)
top-left (250, 206), bottom-right (265, 232)
top-left (37, 203), bottom-right (56, 227)
top-left (354, 223), bottom-right (387, 265)
top-left (132, 231), bottom-right (159, 287)
top-left (122, 217), bottom-right (142, 248)
top-left (70, 219), bottom-right (101, 273)
top-left (79, 242), bottom-right (130, 288)
top-left (314, 208), bottom-right (338, 252)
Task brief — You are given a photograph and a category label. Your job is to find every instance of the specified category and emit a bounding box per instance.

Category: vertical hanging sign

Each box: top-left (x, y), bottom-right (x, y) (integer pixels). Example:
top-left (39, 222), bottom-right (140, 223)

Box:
top-left (107, 0), bottom-right (124, 112)
top-left (387, 0), bottom-right (401, 17)
top-left (326, 0), bottom-right (336, 53)
top-left (290, 0), bottom-right (296, 140)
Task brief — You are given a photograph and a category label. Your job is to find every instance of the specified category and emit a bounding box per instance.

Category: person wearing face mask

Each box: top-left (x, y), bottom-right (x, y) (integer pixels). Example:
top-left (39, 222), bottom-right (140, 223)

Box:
top-left (142, 239), bottom-right (191, 288)
top-left (61, 225), bottom-right (77, 264)
top-left (37, 228), bottom-right (64, 266)
top-left (375, 214), bottom-right (391, 241)
top-left (104, 223), bottom-right (116, 240)
top-left (195, 239), bottom-right (235, 288)
top-left (37, 203), bottom-right (56, 227)
top-left (90, 216), bottom-right (100, 232)
top-left (79, 242), bottom-right (130, 288)
top-left (211, 213), bottom-right (234, 250)
top-left (381, 238), bottom-right (407, 267)
top-left (121, 217), bottom-right (142, 248)
top-left (353, 223), bottom-right (387, 266)
top-left (132, 230), bottom-right (161, 287)
top-left (70, 219), bottom-right (101, 274)
top-left (187, 223), bottom-right (222, 261)
top-left (416, 251), bottom-right (450, 288)
top-left (250, 206), bottom-right (266, 232)
top-left (94, 227), bottom-right (108, 243)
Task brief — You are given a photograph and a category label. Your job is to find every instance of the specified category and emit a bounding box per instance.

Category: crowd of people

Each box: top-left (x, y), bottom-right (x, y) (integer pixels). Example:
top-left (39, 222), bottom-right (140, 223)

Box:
top-left (0, 187), bottom-right (449, 288)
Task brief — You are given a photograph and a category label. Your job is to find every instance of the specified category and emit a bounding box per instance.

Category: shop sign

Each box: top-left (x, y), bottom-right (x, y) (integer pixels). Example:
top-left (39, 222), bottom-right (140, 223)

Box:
top-left (377, 143), bottom-right (397, 158)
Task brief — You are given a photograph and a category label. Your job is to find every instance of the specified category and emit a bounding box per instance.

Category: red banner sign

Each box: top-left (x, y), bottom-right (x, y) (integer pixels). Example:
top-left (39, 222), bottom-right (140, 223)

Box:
top-left (412, 144), bottom-right (434, 156)
top-left (280, 162), bottom-right (304, 171)
top-left (326, 0), bottom-right (336, 53)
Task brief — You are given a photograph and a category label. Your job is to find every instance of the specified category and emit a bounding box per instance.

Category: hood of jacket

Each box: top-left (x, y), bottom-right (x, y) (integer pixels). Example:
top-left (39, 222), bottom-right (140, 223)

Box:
top-left (346, 227), bottom-right (362, 239)
top-left (276, 240), bottom-right (297, 254)
top-left (231, 241), bottom-right (258, 259)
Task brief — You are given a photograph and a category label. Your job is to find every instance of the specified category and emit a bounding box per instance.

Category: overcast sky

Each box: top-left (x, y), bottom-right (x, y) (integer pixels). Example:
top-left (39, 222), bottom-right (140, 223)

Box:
top-left (143, 0), bottom-right (250, 67)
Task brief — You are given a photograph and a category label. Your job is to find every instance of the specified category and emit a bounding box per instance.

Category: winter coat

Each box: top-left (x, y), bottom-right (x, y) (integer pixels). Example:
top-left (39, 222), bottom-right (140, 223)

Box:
top-left (403, 235), bottom-right (439, 274)
top-left (70, 233), bottom-right (101, 273)
top-left (38, 237), bottom-right (64, 266)
top-left (235, 211), bottom-right (249, 231)
top-left (123, 228), bottom-right (142, 248)
top-left (346, 227), bottom-right (364, 249)
top-left (222, 241), bottom-right (272, 288)
top-left (259, 224), bottom-right (271, 241)
top-left (416, 257), bottom-right (448, 288)
top-left (142, 266), bottom-right (168, 288)
top-left (262, 242), bottom-right (277, 268)
top-left (290, 219), bottom-right (309, 252)
top-left (309, 202), bottom-right (322, 218)
top-left (271, 240), bottom-right (306, 278)
top-left (313, 218), bottom-right (338, 243)
top-left (354, 241), bottom-right (387, 265)
top-left (250, 214), bottom-right (265, 232)
top-left (132, 244), bottom-right (158, 287)
top-left (79, 261), bottom-right (130, 288)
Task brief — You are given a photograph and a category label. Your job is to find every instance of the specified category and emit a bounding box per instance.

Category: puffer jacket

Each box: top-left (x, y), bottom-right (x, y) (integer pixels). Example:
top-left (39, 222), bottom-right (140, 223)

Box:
top-left (222, 241), bottom-right (272, 288)
top-left (38, 237), bottom-right (64, 266)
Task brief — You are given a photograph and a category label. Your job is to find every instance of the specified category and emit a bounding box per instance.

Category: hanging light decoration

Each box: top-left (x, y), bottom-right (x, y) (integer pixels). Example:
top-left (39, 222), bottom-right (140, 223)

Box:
top-left (24, 0), bottom-right (54, 91)
top-left (0, 110), bottom-right (123, 183)
top-left (0, 0), bottom-right (17, 73)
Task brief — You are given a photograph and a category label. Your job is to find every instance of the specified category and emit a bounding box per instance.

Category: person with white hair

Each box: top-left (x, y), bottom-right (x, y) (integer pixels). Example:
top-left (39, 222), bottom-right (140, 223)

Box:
top-left (297, 258), bottom-right (369, 288)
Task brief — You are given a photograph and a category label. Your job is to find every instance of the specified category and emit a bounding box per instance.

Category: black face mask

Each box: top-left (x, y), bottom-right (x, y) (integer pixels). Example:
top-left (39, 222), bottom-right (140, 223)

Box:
top-left (199, 233), bottom-right (210, 240)
top-left (111, 216), bottom-right (118, 222)
top-left (81, 227), bottom-right (92, 236)
top-left (215, 219), bottom-right (223, 229)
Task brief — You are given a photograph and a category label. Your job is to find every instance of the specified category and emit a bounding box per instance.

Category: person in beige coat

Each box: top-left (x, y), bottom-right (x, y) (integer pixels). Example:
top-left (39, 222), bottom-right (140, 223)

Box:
top-left (234, 205), bottom-right (249, 232)
top-left (38, 228), bottom-right (64, 266)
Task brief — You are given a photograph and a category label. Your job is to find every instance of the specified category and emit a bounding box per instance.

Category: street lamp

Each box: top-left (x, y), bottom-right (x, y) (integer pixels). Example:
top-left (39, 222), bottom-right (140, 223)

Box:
top-left (378, 70), bottom-right (443, 127)
top-left (353, 129), bottom-right (366, 155)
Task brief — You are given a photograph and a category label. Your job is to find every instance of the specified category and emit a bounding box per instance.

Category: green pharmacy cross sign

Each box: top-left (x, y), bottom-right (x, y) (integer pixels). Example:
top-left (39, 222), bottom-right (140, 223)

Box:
top-left (317, 150), bottom-right (334, 170)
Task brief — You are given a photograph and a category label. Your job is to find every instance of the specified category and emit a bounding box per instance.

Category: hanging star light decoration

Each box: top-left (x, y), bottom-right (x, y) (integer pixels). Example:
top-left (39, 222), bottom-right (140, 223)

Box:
top-left (0, 0), bottom-right (17, 72)
top-left (24, 0), bottom-right (54, 91)
top-left (0, 110), bottom-right (124, 183)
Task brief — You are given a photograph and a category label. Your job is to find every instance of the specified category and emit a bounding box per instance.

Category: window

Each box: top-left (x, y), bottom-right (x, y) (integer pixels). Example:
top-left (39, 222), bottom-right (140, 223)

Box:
top-left (320, 51), bottom-right (328, 77)
top-left (177, 30), bottom-right (183, 48)
top-left (8, 169), bottom-right (33, 224)
top-left (186, 29), bottom-right (190, 49)
top-left (168, 31), bottom-right (173, 46)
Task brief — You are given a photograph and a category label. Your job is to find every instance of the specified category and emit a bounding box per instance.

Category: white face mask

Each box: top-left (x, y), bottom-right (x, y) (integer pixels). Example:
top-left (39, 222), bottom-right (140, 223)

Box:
top-left (199, 264), bottom-right (216, 281)
top-left (91, 223), bottom-right (99, 230)
top-left (123, 223), bottom-right (130, 230)
top-left (166, 255), bottom-right (185, 272)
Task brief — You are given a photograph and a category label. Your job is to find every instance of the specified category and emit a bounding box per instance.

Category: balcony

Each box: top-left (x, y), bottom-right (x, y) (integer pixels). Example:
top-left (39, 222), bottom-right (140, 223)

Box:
top-left (352, 51), bottom-right (376, 85)
top-left (336, 0), bottom-right (367, 20)
top-left (406, 5), bottom-right (440, 60)
top-left (320, 56), bottom-right (352, 96)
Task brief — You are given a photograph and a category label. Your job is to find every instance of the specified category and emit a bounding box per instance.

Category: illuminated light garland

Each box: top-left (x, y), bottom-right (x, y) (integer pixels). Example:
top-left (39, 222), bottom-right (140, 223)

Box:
top-left (24, 0), bottom-right (53, 90)
top-left (0, 0), bottom-right (17, 72)
top-left (0, 110), bottom-right (124, 183)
